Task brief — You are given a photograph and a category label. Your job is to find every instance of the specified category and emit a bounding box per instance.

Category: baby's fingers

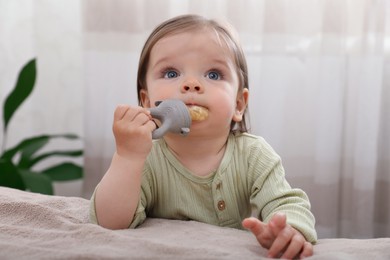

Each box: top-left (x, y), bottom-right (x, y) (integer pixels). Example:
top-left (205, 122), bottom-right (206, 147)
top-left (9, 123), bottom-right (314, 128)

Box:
top-left (280, 233), bottom-right (306, 259)
top-left (242, 218), bottom-right (274, 249)
top-left (242, 217), bottom-right (265, 235)
top-left (114, 105), bottom-right (130, 121)
top-left (267, 226), bottom-right (294, 258)
top-left (114, 105), bottom-right (151, 123)
top-left (269, 212), bottom-right (287, 237)
top-left (299, 241), bottom-right (314, 258)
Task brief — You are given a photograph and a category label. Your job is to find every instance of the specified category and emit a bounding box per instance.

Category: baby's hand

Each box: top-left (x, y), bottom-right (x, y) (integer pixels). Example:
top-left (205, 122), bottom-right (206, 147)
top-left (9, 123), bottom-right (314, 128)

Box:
top-left (242, 213), bottom-right (313, 259)
top-left (112, 105), bottom-right (156, 159)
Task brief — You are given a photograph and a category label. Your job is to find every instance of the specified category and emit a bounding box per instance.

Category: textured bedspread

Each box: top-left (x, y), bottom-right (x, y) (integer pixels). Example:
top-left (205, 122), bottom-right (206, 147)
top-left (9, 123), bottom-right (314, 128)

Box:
top-left (0, 187), bottom-right (389, 259)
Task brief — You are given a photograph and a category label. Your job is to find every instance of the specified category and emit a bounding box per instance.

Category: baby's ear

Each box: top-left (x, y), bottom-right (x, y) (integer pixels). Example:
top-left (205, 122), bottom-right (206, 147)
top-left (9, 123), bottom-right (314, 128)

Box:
top-left (233, 88), bottom-right (249, 122)
top-left (140, 90), bottom-right (151, 108)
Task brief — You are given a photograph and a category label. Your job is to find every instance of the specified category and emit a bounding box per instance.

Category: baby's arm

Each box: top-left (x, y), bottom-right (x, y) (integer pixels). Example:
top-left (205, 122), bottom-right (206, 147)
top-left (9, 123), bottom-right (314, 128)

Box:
top-left (94, 105), bottom-right (156, 229)
top-left (242, 213), bottom-right (313, 259)
top-left (242, 137), bottom-right (317, 258)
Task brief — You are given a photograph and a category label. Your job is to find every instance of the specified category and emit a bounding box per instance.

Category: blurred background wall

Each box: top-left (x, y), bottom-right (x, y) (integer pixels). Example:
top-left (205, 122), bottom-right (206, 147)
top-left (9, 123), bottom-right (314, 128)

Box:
top-left (1, 0), bottom-right (389, 239)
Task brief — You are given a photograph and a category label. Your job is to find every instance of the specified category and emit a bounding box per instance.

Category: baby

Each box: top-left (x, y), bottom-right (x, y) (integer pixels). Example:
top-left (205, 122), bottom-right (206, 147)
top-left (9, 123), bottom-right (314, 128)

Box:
top-left (90, 14), bottom-right (317, 259)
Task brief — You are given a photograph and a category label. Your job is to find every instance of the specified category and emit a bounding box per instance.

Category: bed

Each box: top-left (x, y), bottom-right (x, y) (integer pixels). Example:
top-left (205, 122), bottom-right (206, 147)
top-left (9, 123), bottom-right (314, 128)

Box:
top-left (0, 186), bottom-right (389, 259)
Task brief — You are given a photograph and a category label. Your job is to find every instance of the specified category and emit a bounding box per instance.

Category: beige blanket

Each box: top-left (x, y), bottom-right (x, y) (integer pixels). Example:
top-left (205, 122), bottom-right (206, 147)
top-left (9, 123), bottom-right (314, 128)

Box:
top-left (0, 186), bottom-right (389, 259)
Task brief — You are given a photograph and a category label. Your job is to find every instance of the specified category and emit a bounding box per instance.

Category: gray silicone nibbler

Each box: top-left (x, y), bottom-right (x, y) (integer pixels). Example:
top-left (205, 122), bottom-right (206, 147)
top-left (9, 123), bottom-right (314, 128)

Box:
top-left (149, 99), bottom-right (191, 139)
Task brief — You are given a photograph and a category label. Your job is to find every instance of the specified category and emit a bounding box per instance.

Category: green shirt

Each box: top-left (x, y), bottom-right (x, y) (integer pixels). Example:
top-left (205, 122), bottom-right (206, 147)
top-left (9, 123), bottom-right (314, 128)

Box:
top-left (90, 133), bottom-right (317, 243)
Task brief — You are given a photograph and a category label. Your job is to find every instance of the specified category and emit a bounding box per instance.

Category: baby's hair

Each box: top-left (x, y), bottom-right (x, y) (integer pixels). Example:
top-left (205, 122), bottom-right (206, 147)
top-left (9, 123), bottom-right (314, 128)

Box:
top-left (137, 14), bottom-right (250, 133)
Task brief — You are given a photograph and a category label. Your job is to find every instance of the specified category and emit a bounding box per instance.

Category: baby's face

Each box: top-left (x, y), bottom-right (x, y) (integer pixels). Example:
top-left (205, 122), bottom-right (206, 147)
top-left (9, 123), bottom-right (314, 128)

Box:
top-left (142, 28), bottom-right (244, 135)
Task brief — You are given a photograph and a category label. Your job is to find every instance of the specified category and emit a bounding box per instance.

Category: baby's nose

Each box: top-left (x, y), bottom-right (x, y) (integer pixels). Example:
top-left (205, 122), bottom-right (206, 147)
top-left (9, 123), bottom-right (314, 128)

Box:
top-left (181, 78), bottom-right (204, 93)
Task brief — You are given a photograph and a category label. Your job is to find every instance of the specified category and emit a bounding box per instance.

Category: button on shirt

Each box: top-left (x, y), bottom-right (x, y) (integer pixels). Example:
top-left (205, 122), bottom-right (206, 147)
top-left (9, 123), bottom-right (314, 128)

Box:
top-left (217, 200), bottom-right (225, 211)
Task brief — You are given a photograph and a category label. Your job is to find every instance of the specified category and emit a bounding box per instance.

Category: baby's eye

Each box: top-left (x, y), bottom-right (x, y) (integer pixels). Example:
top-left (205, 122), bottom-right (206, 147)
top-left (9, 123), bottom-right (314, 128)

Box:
top-left (164, 70), bottom-right (178, 79)
top-left (207, 71), bottom-right (221, 80)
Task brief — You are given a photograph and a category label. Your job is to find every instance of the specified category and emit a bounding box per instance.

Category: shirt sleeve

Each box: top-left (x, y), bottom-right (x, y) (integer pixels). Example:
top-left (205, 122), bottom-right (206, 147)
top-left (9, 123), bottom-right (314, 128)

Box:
top-left (89, 187), bottom-right (98, 224)
top-left (128, 187), bottom-right (148, 228)
top-left (247, 138), bottom-right (318, 243)
top-left (89, 173), bottom-right (152, 229)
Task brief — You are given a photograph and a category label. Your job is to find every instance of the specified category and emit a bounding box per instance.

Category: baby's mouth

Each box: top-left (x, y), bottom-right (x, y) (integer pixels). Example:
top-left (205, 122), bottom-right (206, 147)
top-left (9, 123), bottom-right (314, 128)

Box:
top-left (187, 105), bottom-right (209, 121)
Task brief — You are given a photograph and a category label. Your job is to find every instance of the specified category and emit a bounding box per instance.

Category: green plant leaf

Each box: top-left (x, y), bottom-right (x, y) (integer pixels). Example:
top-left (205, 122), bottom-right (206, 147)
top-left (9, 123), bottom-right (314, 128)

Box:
top-left (3, 58), bottom-right (37, 132)
top-left (0, 159), bottom-right (26, 190)
top-left (1, 134), bottom-right (80, 163)
top-left (20, 149), bottom-right (83, 168)
top-left (18, 169), bottom-right (53, 195)
top-left (41, 162), bottom-right (83, 181)
top-left (1, 135), bottom-right (49, 161)
top-left (18, 136), bottom-right (50, 165)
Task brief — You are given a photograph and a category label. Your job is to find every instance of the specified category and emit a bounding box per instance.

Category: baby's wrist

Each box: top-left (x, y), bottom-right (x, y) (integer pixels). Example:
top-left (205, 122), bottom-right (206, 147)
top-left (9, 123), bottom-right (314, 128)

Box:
top-left (114, 150), bottom-right (147, 163)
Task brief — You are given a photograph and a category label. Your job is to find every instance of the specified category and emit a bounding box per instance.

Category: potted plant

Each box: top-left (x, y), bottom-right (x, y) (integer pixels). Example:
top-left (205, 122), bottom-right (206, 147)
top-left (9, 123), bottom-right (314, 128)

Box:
top-left (0, 58), bottom-right (83, 195)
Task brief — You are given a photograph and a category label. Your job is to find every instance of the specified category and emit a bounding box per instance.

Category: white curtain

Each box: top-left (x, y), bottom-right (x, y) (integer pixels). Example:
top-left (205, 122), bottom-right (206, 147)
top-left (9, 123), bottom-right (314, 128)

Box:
top-left (1, 0), bottom-right (389, 239)
top-left (0, 0), bottom-right (84, 196)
